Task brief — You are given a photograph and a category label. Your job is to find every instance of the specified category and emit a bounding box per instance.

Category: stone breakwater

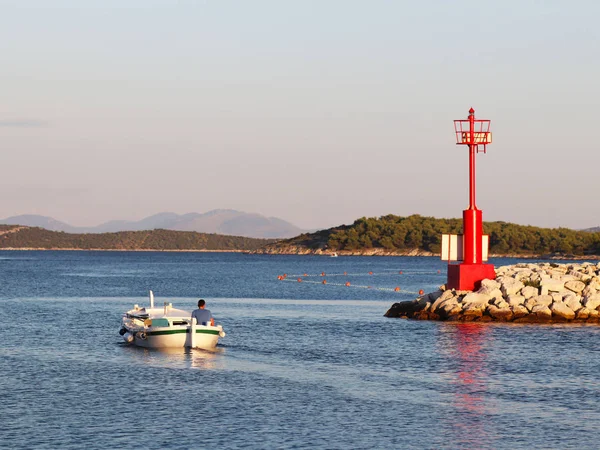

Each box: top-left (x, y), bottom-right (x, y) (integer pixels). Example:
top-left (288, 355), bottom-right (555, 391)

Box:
top-left (385, 262), bottom-right (600, 323)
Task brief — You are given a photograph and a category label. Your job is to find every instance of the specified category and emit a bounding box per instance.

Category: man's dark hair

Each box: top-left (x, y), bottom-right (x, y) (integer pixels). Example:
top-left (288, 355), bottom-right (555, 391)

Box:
top-left (198, 299), bottom-right (206, 308)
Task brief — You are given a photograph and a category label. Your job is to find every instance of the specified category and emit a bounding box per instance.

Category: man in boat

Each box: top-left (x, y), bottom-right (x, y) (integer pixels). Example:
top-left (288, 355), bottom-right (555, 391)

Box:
top-left (191, 299), bottom-right (214, 326)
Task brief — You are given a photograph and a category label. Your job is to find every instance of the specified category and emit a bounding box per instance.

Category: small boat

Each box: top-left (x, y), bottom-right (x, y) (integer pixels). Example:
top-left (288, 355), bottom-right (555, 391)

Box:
top-left (119, 291), bottom-right (225, 350)
top-left (331, 252), bottom-right (338, 257)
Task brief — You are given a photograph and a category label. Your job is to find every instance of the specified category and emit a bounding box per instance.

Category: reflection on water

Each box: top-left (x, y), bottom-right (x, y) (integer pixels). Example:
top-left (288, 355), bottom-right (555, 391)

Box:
top-left (439, 323), bottom-right (494, 449)
top-left (189, 348), bottom-right (223, 370)
top-left (120, 345), bottom-right (225, 370)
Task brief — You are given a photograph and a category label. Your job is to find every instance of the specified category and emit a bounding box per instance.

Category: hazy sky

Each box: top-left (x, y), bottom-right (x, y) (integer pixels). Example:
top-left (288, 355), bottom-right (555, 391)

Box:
top-left (1, 0), bottom-right (599, 230)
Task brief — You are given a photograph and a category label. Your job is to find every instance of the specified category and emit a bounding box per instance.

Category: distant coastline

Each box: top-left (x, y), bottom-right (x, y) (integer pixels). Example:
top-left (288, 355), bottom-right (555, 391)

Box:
top-left (252, 246), bottom-right (600, 260)
top-left (0, 247), bottom-right (248, 253)
top-left (1, 247), bottom-right (597, 260)
top-left (3, 214), bottom-right (600, 259)
top-left (0, 225), bottom-right (271, 252)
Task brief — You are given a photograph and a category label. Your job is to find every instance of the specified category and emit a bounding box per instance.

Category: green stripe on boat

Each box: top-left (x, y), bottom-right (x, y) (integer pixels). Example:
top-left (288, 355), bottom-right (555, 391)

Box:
top-left (147, 329), bottom-right (220, 336)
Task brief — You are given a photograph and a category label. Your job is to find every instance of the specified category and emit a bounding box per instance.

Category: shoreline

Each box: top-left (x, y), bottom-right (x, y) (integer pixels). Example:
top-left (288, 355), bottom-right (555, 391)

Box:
top-left (1, 247), bottom-right (599, 260)
top-left (251, 247), bottom-right (600, 260)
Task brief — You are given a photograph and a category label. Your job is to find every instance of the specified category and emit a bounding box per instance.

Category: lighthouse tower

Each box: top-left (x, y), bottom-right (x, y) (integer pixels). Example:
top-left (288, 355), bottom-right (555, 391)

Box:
top-left (441, 108), bottom-right (496, 291)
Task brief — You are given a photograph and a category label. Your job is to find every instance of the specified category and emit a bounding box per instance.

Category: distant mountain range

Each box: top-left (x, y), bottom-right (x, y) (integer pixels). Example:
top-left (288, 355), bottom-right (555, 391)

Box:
top-left (0, 210), bottom-right (307, 239)
top-left (582, 226), bottom-right (600, 233)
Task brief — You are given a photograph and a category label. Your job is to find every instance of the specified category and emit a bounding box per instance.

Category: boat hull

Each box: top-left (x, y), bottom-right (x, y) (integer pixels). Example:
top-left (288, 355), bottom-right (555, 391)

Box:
top-left (133, 327), bottom-right (221, 349)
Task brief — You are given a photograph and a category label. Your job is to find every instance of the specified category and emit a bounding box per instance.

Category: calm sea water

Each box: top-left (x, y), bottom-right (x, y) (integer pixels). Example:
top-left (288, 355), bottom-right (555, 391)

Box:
top-left (1, 251), bottom-right (600, 449)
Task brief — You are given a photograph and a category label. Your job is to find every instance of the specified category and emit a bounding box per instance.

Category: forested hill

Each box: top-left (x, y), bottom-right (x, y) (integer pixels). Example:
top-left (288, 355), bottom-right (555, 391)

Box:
top-left (0, 225), bottom-right (273, 251)
top-left (255, 215), bottom-right (600, 257)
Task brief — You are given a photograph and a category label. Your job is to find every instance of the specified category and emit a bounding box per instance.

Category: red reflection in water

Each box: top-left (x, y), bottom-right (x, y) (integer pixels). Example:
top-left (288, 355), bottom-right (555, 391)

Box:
top-left (445, 323), bottom-right (492, 447)
top-left (455, 323), bottom-right (487, 386)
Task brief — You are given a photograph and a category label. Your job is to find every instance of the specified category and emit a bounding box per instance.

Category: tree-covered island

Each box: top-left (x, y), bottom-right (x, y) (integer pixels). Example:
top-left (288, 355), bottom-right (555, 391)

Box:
top-left (0, 226), bottom-right (273, 251)
top-left (255, 214), bottom-right (600, 258)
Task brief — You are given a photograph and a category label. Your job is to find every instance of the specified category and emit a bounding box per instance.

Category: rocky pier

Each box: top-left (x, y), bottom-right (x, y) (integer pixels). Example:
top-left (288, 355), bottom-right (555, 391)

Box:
top-left (385, 262), bottom-right (600, 323)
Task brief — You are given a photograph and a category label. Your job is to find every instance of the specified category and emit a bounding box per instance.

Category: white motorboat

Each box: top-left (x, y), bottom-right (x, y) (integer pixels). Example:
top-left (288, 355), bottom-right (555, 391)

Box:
top-left (119, 291), bottom-right (225, 350)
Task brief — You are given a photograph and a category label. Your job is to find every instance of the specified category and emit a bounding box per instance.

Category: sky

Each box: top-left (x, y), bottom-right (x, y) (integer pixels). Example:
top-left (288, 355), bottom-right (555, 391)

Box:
top-left (1, 0), bottom-right (599, 231)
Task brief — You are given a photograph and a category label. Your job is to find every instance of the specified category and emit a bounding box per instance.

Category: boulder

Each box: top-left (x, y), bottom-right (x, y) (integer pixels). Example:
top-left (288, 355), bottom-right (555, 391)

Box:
top-left (487, 305), bottom-right (513, 321)
top-left (493, 298), bottom-right (509, 309)
top-left (511, 304), bottom-right (530, 319)
top-left (531, 304), bottom-right (553, 320)
top-left (430, 290), bottom-right (456, 312)
top-left (564, 296), bottom-right (582, 312)
top-left (588, 309), bottom-right (600, 319)
top-left (499, 277), bottom-right (525, 296)
top-left (462, 292), bottom-right (492, 306)
top-left (531, 294), bottom-right (553, 307)
top-left (434, 296), bottom-right (462, 314)
top-left (385, 300), bottom-right (425, 317)
top-left (565, 280), bottom-right (586, 293)
top-left (524, 298), bottom-right (537, 312)
top-left (477, 287), bottom-right (503, 300)
top-left (521, 286), bottom-right (539, 299)
top-left (576, 307), bottom-right (591, 320)
top-left (507, 294), bottom-right (525, 307)
top-left (582, 285), bottom-right (598, 298)
top-left (420, 301), bottom-right (432, 313)
top-left (559, 275), bottom-right (576, 282)
top-left (583, 294), bottom-right (600, 310)
top-left (512, 267), bottom-right (534, 280)
top-left (540, 279), bottom-right (565, 295)
top-left (440, 302), bottom-right (463, 319)
top-left (495, 266), bottom-right (511, 276)
top-left (462, 303), bottom-right (485, 318)
top-left (550, 302), bottom-right (575, 320)
top-left (428, 290), bottom-right (444, 303)
top-left (562, 291), bottom-right (580, 302)
top-left (480, 279), bottom-right (500, 290)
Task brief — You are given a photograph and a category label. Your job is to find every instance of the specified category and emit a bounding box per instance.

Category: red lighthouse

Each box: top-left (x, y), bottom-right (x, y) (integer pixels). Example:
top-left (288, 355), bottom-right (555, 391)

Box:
top-left (441, 108), bottom-right (496, 291)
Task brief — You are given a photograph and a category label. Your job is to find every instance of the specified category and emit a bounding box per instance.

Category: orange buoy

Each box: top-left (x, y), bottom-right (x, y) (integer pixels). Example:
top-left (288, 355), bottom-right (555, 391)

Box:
top-left (369, 271), bottom-right (373, 275)
top-left (297, 278), bottom-right (302, 282)
top-left (367, 286), bottom-right (372, 289)
top-left (399, 271), bottom-right (403, 275)
top-left (343, 271), bottom-right (347, 276)
top-left (437, 270), bottom-right (441, 274)
top-left (345, 282), bottom-right (351, 287)
top-left (322, 280), bottom-right (327, 284)
top-left (277, 275), bottom-right (283, 280)
top-left (394, 286), bottom-right (400, 292)
top-left (283, 273), bottom-right (287, 278)
top-left (419, 289), bottom-right (424, 295)
top-left (321, 272), bottom-right (326, 276)
top-left (304, 273), bottom-right (308, 277)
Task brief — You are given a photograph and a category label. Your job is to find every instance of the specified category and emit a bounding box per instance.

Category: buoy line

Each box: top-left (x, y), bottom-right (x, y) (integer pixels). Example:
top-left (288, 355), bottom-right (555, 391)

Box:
top-left (283, 270), bottom-right (442, 278)
top-left (279, 277), bottom-right (425, 295)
